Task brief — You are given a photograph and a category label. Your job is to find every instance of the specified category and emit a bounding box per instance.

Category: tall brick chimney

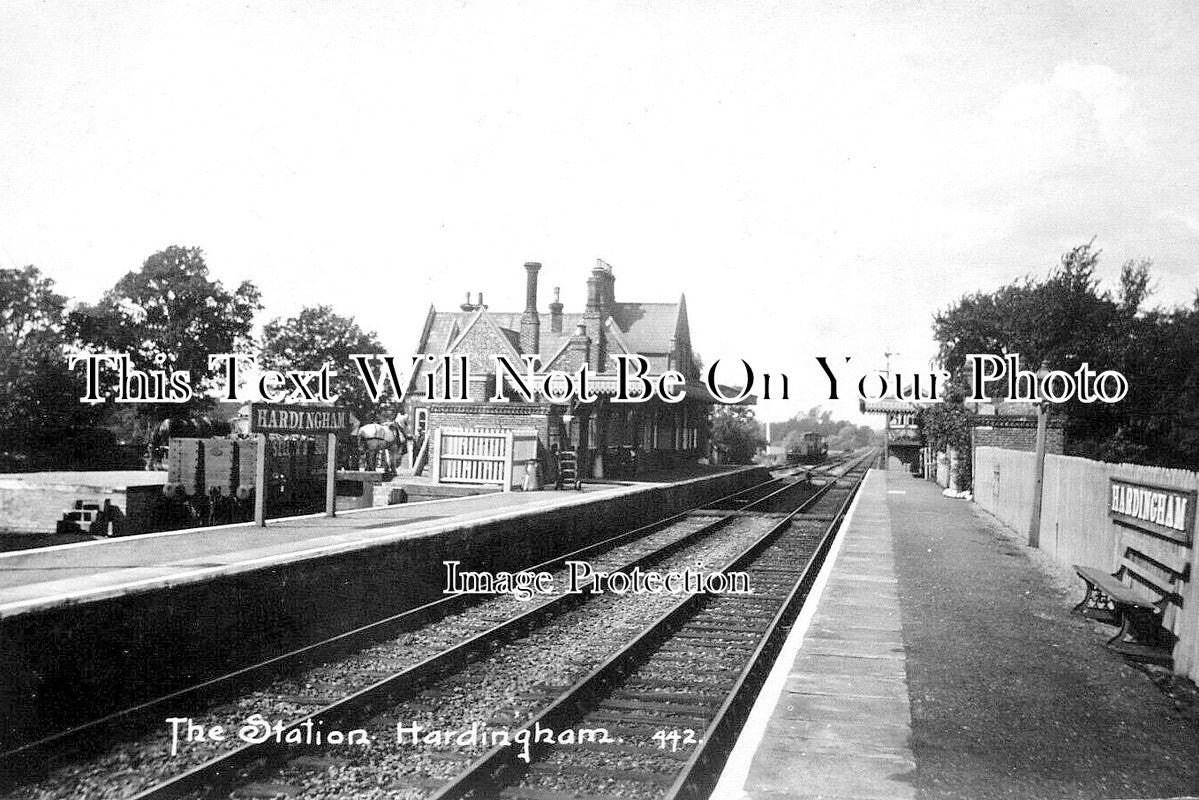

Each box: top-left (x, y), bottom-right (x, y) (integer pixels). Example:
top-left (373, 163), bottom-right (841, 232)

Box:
top-left (521, 262), bottom-right (541, 355)
top-left (584, 272), bottom-right (603, 372)
top-left (549, 286), bottom-right (563, 334)
top-left (594, 259), bottom-right (615, 314)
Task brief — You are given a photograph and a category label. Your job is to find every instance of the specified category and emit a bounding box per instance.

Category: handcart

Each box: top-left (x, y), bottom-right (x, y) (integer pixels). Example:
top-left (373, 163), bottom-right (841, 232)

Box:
top-left (555, 449), bottom-right (582, 490)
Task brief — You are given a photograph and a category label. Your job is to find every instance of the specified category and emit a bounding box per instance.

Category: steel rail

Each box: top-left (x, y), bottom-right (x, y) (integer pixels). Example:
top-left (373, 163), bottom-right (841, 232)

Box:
top-left (0, 471), bottom-right (787, 784)
top-left (113, 473), bottom-right (812, 800)
top-left (424, 465), bottom-right (863, 800)
top-left (663, 456), bottom-right (872, 799)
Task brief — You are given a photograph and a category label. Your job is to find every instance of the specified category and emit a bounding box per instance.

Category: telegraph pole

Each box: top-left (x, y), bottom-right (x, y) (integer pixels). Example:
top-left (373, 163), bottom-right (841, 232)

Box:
top-left (1028, 363), bottom-right (1051, 548)
top-left (882, 350), bottom-right (898, 470)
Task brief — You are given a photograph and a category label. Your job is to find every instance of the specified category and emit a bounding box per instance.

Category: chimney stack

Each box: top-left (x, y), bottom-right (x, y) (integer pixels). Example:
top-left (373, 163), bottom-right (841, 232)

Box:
top-left (584, 272), bottom-right (604, 372)
top-left (523, 262), bottom-right (541, 313)
top-left (594, 259), bottom-right (615, 313)
top-left (549, 286), bottom-right (563, 333)
top-left (521, 262), bottom-right (541, 356)
top-left (460, 291), bottom-right (474, 312)
top-left (569, 323), bottom-right (591, 370)
top-left (585, 273), bottom-right (601, 312)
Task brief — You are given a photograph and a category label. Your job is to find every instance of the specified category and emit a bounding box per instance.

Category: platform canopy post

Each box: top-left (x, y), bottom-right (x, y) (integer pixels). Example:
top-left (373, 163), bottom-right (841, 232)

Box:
top-left (254, 433), bottom-right (267, 527)
top-left (326, 432), bottom-right (337, 517)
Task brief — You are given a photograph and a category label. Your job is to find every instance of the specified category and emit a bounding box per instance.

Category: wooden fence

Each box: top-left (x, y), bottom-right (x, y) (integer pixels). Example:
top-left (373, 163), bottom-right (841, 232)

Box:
top-left (974, 446), bottom-right (1199, 681)
top-left (972, 447), bottom-right (1037, 536)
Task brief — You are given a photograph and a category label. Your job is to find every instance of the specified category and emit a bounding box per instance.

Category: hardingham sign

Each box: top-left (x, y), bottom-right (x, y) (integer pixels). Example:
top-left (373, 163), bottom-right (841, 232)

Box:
top-left (248, 403), bottom-right (353, 435)
top-left (1108, 478), bottom-right (1196, 546)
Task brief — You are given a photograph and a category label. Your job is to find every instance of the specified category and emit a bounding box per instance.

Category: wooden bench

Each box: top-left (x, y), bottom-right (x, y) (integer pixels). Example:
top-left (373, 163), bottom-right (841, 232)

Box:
top-left (1073, 546), bottom-right (1190, 665)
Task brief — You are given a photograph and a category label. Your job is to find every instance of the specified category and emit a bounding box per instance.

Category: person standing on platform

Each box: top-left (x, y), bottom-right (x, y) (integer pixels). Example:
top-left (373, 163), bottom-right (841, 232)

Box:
top-left (393, 410), bottom-right (412, 470)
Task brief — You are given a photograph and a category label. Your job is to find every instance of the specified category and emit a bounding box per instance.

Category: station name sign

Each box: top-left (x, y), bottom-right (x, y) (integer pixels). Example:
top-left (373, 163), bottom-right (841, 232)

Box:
top-left (1109, 479), bottom-right (1195, 545)
top-left (249, 403), bottom-right (353, 435)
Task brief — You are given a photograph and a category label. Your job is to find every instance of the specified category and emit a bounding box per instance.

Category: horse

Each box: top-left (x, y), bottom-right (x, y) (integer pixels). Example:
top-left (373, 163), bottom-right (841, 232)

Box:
top-left (356, 422), bottom-right (404, 473)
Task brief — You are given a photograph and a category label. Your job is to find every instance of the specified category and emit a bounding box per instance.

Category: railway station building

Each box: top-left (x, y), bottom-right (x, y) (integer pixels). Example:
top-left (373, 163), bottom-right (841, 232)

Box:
top-left (860, 399), bottom-right (923, 472)
top-left (404, 260), bottom-right (712, 479)
top-left (862, 398), bottom-right (1066, 487)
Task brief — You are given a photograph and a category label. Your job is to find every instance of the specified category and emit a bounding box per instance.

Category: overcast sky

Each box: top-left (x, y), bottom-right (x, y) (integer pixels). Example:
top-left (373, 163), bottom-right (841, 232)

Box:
top-left (2, 1), bottom-right (1196, 422)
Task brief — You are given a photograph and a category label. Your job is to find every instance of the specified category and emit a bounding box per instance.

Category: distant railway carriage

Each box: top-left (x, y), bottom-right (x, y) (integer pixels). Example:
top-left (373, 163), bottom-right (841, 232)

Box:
top-left (786, 432), bottom-right (828, 465)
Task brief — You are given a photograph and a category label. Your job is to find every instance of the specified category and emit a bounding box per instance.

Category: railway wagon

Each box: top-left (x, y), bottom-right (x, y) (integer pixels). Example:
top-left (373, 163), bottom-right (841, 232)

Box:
top-left (786, 432), bottom-right (828, 465)
top-left (164, 435), bottom-right (329, 525)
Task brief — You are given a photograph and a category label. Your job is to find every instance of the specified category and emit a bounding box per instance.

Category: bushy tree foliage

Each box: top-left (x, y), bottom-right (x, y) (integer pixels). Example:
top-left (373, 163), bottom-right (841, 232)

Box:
top-left (772, 407), bottom-right (877, 452)
top-left (934, 241), bottom-right (1126, 372)
top-left (931, 241), bottom-right (1199, 468)
top-left (0, 266), bottom-right (105, 468)
top-left (260, 305), bottom-right (388, 421)
top-left (71, 246), bottom-right (261, 420)
top-left (916, 398), bottom-right (974, 486)
top-left (710, 405), bottom-right (765, 464)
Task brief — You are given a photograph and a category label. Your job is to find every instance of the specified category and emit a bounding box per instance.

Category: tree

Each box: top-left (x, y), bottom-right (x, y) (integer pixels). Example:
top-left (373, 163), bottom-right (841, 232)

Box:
top-left (916, 399), bottom-right (974, 486)
top-left (770, 406), bottom-right (873, 451)
top-left (829, 424), bottom-right (872, 452)
top-left (259, 305), bottom-right (388, 420)
top-left (710, 405), bottom-right (764, 465)
top-left (0, 266), bottom-right (103, 468)
top-left (1105, 294), bottom-right (1199, 466)
top-left (933, 241), bottom-right (1123, 376)
top-left (928, 241), bottom-right (1199, 467)
top-left (0, 265), bottom-right (65, 379)
top-left (71, 246), bottom-right (261, 422)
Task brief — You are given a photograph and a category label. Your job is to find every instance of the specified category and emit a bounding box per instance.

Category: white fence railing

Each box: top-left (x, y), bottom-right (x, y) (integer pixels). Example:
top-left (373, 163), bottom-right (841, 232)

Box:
top-left (430, 427), bottom-right (542, 491)
top-left (433, 428), bottom-right (513, 488)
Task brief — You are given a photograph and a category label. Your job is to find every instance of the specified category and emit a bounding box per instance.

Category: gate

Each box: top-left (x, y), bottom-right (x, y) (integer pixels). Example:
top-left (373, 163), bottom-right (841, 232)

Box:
top-left (433, 427), bottom-right (514, 489)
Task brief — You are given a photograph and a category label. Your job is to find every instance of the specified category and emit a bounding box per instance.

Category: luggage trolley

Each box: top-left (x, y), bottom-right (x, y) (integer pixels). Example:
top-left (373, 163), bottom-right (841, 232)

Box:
top-left (555, 449), bottom-right (582, 490)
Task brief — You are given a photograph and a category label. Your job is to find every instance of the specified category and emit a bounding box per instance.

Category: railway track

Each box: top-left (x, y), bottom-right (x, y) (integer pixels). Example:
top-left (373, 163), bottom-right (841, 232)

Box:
top-left (154, 451), bottom-right (868, 800)
top-left (3, 456), bottom-right (870, 800)
top-left (429, 451), bottom-right (873, 800)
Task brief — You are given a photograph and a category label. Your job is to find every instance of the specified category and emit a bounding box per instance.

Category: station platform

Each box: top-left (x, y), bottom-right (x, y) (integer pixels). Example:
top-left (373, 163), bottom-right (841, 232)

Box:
top-left (0, 466), bottom-right (768, 751)
top-left (716, 468), bottom-right (1199, 800)
top-left (0, 479), bottom-right (665, 618)
top-left (0, 470), bottom-right (168, 538)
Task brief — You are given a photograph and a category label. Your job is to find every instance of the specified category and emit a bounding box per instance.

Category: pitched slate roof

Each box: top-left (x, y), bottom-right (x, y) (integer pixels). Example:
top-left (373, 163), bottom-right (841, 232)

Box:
top-left (413, 304), bottom-right (684, 367)
top-left (406, 260), bottom-right (698, 398)
top-left (610, 302), bottom-right (680, 354)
